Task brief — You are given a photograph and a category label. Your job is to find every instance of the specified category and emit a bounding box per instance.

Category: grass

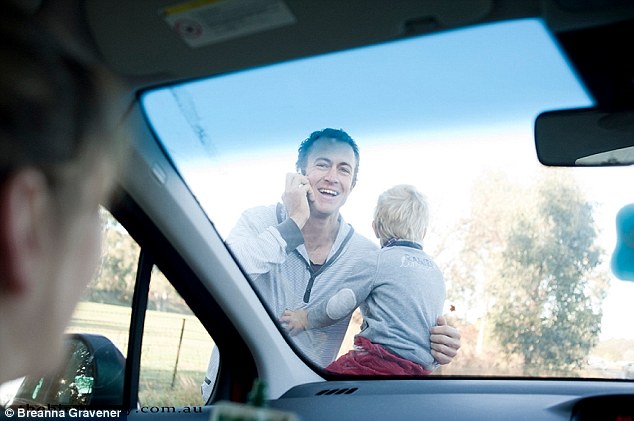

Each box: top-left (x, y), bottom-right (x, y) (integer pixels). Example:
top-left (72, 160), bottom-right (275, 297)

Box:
top-left (66, 301), bottom-right (215, 406)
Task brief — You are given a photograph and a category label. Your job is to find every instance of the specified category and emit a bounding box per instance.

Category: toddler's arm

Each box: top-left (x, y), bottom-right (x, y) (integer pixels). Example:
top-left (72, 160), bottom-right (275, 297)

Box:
top-left (281, 260), bottom-right (377, 334)
top-left (280, 286), bottom-right (359, 335)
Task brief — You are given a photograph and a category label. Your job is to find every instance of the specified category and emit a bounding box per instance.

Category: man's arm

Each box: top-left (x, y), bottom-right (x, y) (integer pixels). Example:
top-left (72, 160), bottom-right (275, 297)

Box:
top-left (226, 206), bottom-right (303, 277)
top-left (227, 172), bottom-right (312, 278)
top-left (430, 316), bottom-right (461, 365)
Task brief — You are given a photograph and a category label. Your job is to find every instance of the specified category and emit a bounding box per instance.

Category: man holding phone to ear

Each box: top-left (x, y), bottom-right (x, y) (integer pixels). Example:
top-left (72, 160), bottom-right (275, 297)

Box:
top-left (202, 129), bottom-right (460, 399)
top-left (223, 128), bottom-right (461, 368)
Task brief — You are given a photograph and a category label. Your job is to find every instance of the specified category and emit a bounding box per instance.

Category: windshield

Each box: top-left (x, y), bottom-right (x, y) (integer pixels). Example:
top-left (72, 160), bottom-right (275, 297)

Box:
top-left (141, 18), bottom-right (634, 379)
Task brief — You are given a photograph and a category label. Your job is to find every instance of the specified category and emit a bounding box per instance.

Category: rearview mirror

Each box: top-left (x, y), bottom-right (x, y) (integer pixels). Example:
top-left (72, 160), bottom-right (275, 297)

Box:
top-left (534, 107), bottom-right (634, 166)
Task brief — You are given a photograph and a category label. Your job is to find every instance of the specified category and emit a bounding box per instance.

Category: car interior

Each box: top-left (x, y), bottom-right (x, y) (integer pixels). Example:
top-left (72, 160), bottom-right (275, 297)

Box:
top-left (1, 0), bottom-right (633, 420)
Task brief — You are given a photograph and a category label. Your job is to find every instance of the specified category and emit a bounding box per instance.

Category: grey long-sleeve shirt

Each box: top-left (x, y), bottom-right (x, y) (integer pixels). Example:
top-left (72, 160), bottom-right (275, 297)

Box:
top-left (226, 203), bottom-right (378, 367)
top-left (307, 240), bottom-right (446, 369)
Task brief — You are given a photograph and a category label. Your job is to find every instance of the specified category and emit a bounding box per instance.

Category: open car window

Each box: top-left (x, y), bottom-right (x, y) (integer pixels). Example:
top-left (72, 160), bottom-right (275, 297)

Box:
top-left (141, 18), bottom-right (634, 379)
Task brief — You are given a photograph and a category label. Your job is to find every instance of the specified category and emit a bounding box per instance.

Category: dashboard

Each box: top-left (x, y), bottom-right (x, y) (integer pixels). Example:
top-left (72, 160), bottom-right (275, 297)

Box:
top-left (269, 379), bottom-right (634, 420)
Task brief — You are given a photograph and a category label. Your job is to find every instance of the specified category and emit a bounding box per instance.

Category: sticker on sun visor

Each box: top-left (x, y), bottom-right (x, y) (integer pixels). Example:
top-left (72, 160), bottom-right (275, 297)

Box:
top-left (160, 0), bottom-right (296, 48)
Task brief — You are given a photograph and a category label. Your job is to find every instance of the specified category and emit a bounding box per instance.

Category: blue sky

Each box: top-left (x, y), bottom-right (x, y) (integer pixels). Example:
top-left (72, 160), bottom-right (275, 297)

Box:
top-left (143, 18), bottom-right (591, 162)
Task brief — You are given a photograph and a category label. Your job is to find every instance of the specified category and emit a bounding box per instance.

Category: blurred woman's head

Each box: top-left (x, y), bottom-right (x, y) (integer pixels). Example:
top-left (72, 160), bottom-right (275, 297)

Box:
top-left (0, 10), bottom-right (125, 382)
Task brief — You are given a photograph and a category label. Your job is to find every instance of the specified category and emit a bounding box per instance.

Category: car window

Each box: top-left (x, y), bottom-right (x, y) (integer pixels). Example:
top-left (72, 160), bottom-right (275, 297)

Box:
top-left (81, 209), bottom-right (216, 406)
top-left (141, 18), bottom-right (634, 379)
top-left (139, 266), bottom-right (215, 407)
top-left (66, 209), bottom-right (138, 356)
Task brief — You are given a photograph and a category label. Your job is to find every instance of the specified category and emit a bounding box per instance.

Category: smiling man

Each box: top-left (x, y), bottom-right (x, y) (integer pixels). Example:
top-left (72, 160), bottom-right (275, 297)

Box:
top-left (223, 128), bottom-right (460, 367)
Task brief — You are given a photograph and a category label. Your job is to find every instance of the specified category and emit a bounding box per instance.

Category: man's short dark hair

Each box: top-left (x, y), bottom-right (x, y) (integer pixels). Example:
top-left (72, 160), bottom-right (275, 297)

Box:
top-left (295, 128), bottom-right (360, 186)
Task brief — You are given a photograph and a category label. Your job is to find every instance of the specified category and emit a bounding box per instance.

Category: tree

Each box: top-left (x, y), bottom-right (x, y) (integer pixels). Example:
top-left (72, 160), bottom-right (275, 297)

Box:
top-left (436, 171), bottom-right (523, 362)
top-left (437, 170), bottom-right (609, 375)
top-left (490, 172), bottom-right (608, 374)
top-left (84, 209), bottom-right (191, 313)
top-left (84, 209), bottom-right (140, 305)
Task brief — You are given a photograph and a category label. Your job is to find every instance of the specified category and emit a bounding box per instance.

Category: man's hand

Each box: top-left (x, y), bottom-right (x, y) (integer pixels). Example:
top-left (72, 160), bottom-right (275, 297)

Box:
top-left (282, 173), bottom-right (313, 229)
top-left (430, 316), bottom-right (461, 365)
top-left (280, 309), bottom-right (309, 336)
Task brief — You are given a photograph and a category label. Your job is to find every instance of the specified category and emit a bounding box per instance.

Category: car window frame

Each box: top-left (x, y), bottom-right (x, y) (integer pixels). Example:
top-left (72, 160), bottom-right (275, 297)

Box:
top-left (108, 193), bottom-right (258, 407)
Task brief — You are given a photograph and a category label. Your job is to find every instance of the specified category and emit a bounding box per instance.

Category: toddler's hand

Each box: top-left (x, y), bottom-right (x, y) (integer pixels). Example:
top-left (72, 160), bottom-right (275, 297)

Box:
top-left (280, 309), bottom-right (309, 336)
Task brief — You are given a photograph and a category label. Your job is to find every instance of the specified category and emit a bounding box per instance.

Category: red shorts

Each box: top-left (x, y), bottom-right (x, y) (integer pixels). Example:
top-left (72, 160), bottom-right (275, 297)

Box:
top-left (325, 336), bottom-right (432, 376)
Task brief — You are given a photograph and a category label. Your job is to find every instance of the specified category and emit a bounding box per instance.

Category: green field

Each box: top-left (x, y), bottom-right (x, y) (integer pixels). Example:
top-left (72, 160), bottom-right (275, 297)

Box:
top-left (67, 301), bottom-right (215, 406)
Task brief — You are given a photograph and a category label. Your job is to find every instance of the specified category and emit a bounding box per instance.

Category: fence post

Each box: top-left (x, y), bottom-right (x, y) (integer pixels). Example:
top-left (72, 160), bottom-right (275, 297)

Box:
top-left (171, 318), bottom-right (186, 388)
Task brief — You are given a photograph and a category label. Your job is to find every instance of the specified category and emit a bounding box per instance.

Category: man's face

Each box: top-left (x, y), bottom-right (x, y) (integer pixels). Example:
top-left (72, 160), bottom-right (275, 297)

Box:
top-left (304, 137), bottom-right (357, 218)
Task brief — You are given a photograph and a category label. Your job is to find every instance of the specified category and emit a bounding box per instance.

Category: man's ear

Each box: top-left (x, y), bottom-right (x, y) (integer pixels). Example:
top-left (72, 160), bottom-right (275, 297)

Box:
top-left (0, 169), bottom-right (48, 295)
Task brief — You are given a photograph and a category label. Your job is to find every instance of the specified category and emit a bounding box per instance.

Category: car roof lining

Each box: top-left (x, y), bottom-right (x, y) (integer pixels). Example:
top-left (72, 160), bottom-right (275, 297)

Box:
top-left (81, 0), bottom-right (634, 88)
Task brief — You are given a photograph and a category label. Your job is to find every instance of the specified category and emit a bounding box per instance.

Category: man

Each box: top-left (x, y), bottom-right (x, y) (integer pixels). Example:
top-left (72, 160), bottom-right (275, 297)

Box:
top-left (227, 129), bottom-right (374, 365)
top-left (202, 129), bottom-right (460, 397)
